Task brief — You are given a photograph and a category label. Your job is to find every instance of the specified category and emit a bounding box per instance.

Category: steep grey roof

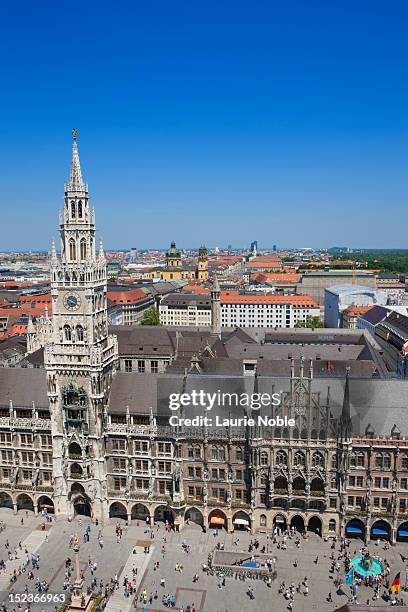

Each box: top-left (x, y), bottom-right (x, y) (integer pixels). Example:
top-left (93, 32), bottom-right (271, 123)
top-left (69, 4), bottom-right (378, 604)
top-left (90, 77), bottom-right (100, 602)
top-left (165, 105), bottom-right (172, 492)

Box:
top-left (107, 371), bottom-right (408, 438)
top-left (225, 342), bottom-right (365, 361)
top-left (108, 372), bottom-right (159, 414)
top-left (111, 325), bottom-right (175, 356)
top-left (25, 347), bottom-right (45, 367)
top-left (0, 368), bottom-right (48, 408)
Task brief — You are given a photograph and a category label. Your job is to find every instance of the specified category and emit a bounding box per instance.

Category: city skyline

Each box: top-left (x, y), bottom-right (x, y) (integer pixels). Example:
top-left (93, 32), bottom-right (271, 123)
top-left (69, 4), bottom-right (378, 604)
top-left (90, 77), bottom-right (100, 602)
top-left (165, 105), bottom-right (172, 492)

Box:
top-left (2, 1), bottom-right (408, 250)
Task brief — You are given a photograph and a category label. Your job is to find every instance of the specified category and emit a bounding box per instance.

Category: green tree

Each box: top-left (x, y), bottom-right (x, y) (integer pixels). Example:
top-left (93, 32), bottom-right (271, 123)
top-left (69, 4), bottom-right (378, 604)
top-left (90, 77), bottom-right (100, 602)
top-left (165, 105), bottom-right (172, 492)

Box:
top-left (294, 316), bottom-right (324, 329)
top-left (141, 306), bottom-right (160, 326)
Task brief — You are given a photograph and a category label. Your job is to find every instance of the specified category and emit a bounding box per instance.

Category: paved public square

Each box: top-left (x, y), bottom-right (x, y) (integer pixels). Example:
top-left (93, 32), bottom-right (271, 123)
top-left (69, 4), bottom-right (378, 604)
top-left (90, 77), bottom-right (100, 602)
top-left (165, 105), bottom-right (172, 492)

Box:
top-left (0, 508), bottom-right (407, 611)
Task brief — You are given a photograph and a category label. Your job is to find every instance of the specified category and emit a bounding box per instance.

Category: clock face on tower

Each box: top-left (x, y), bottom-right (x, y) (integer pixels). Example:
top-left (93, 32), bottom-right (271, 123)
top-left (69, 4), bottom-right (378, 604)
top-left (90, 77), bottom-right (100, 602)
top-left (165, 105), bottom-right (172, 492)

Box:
top-left (63, 293), bottom-right (81, 311)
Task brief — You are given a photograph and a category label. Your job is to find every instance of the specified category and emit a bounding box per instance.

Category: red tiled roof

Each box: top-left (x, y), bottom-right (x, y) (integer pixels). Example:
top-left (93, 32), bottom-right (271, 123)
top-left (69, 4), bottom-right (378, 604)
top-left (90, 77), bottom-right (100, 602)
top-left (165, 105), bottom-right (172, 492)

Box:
top-left (19, 293), bottom-right (52, 305)
top-left (107, 289), bottom-right (147, 304)
top-left (342, 305), bottom-right (372, 317)
top-left (252, 272), bottom-right (301, 284)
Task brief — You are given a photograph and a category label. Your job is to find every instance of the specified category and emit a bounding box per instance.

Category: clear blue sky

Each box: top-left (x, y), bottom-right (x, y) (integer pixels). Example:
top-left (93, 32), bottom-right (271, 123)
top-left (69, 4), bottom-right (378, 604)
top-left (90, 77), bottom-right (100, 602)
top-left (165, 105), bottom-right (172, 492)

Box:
top-left (1, 0), bottom-right (408, 251)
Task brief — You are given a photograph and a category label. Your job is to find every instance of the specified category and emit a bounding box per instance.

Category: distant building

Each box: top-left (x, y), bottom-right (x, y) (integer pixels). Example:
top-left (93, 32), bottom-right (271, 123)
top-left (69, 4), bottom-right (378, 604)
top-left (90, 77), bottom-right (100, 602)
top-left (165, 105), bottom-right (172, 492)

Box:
top-left (145, 242), bottom-right (209, 282)
top-left (297, 271), bottom-right (377, 306)
top-left (107, 287), bottom-right (155, 325)
top-left (324, 285), bottom-right (387, 328)
top-left (160, 290), bottom-right (320, 329)
top-left (273, 244), bottom-right (277, 252)
top-left (375, 311), bottom-right (408, 376)
top-left (221, 292), bottom-right (320, 328)
top-left (159, 293), bottom-right (211, 327)
top-left (357, 305), bottom-right (390, 337)
top-left (341, 305), bottom-right (372, 329)
top-left (250, 241), bottom-right (258, 255)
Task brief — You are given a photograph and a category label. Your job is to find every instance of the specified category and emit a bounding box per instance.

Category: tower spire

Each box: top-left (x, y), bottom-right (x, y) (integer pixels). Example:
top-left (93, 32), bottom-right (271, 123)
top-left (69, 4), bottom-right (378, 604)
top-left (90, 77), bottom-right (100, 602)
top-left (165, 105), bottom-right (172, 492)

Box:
top-left (67, 128), bottom-right (84, 192)
top-left (339, 367), bottom-right (352, 440)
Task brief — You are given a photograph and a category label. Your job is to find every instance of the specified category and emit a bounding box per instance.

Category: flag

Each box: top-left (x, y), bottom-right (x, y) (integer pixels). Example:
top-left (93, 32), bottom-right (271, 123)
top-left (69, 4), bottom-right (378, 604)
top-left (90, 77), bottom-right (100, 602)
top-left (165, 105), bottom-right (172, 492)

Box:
top-left (391, 572), bottom-right (401, 593)
top-left (345, 568), bottom-right (354, 585)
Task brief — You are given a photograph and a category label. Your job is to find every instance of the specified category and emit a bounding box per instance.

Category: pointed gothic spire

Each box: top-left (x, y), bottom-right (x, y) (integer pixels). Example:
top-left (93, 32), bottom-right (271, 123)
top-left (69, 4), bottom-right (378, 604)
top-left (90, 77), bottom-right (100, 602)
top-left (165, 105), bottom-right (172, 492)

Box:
top-left (339, 367), bottom-right (352, 439)
top-left (67, 128), bottom-right (84, 191)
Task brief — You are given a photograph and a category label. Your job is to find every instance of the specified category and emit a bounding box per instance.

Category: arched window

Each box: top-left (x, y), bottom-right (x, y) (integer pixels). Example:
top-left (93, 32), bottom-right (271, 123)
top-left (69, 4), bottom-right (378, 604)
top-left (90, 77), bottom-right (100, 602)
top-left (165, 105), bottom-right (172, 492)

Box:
top-left (78, 200), bottom-right (83, 218)
top-left (71, 200), bottom-right (76, 218)
top-left (236, 447), bottom-right (243, 461)
top-left (64, 325), bottom-right (72, 341)
top-left (194, 445), bottom-right (201, 459)
top-left (80, 238), bottom-right (86, 260)
top-left (260, 473), bottom-right (268, 486)
top-left (76, 325), bottom-right (84, 342)
top-left (331, 454), bottom-right (337, 468)
top-left (294, 451), bottom-right (305, 467)
top-left (260, 514), bottom-right (267, 527)
top-left (260, 451), bottom-right (268, 466)
top-left (402, 454), bottom-right (408, 469)
top-left (188, 445), bottom-right (194, 458)
top-left (276, 450), bottom-right (287, 466)
top-left (312, 452), bottom-right (324, 468)
top-left (329, 519), bottom-right (336, 532)
top-left (69, 239), bottom-right (76, 261)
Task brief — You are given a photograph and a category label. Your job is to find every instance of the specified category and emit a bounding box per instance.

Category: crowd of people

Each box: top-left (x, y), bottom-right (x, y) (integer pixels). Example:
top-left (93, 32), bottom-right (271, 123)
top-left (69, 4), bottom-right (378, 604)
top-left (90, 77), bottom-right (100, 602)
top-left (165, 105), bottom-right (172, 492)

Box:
top-left (1, 510), bottom-right (408, 611)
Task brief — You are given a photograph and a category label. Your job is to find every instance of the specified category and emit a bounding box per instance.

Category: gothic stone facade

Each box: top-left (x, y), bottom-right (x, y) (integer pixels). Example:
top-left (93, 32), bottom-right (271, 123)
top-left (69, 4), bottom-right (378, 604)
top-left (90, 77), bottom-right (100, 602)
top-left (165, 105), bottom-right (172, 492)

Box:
top-left (0, 133), bottom-right (408, 542)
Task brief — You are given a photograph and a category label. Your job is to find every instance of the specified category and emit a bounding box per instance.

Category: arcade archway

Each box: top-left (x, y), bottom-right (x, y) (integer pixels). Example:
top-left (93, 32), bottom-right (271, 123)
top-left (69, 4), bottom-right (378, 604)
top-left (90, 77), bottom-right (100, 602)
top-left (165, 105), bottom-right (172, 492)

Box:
top-left (0, 492), bottom-right (13, 509)
top-left (290, 515), bottom-right (305, 533)
top-left (16, 493), bottom-right (34, 512)
top-left (154, 505), bottom-right (174, 524)
top-left (37, 496), bottom-right (54, 514)
top-left (232, 511), bottom-right (251, 531)
top-left (345, 518), bottom-right (365, 540)
top-left (307, 515), bottom-right (322, 536)
top-left (109, 502), bottom-right (127, 520)
top-left (397, 521), bottom-right (408, 541)
top-left (131, 503), bottom-right (150, 521)
top-left (208, 509), bottom-right (227, 530)
top-left (73, 496), bottom-right (91, 517)
top-left (370, 520), bottom-right (391, 541)
top-left (273, 513), bottom-right (287, 532)
top-left (185, 507), bottom-right (204, 527)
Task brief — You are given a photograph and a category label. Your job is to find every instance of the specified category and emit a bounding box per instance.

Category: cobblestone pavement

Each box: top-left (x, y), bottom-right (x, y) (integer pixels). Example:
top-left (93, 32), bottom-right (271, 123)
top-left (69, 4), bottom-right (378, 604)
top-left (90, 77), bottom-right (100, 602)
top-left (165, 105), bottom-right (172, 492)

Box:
top-left (0, 509), bottom-right (407, 612)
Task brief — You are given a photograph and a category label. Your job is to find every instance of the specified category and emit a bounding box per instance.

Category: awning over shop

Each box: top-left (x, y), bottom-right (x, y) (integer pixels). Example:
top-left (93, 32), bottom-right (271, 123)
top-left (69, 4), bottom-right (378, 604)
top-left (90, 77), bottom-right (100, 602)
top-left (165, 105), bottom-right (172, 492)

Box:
top-left (398, 530), bottom-right (408, 537)
top-left (233, 518), bottom-right (249, 526)
top-left (346, 526), bottom-right (363, 534)
top-left (210, 517), bottom-right (225, 525)
top-left (372, 528), bottom-right (388, 536)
